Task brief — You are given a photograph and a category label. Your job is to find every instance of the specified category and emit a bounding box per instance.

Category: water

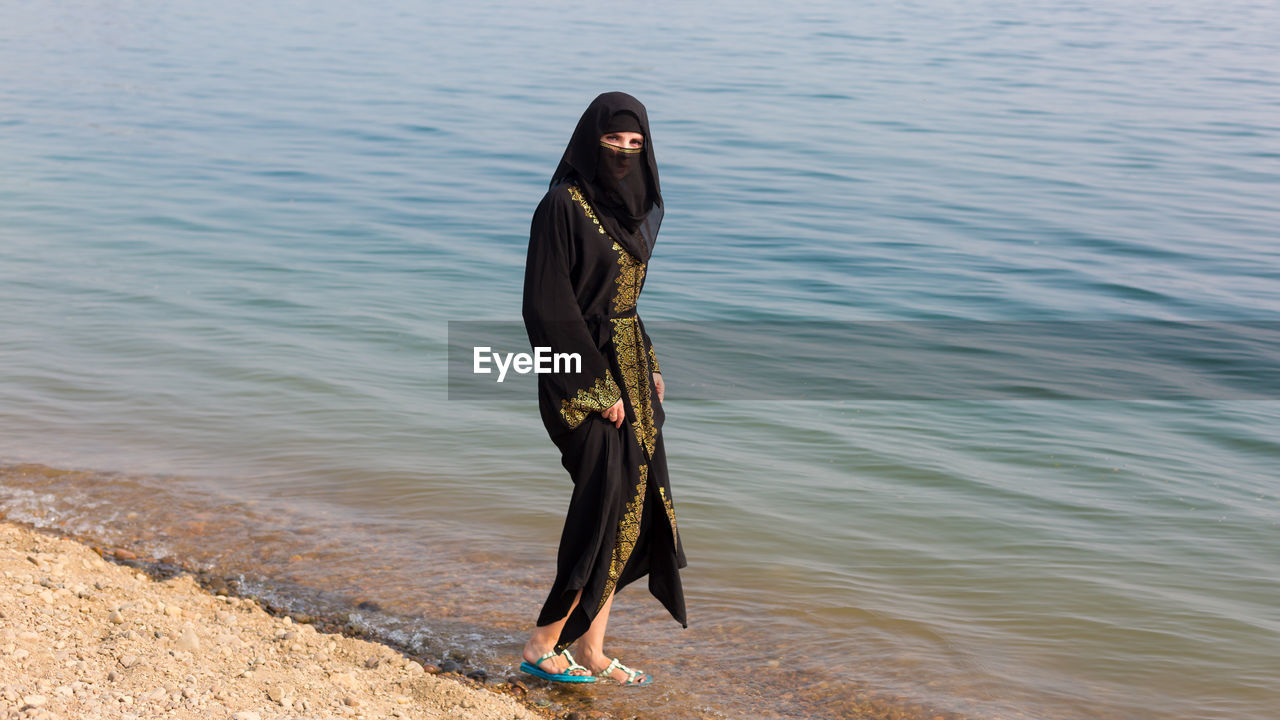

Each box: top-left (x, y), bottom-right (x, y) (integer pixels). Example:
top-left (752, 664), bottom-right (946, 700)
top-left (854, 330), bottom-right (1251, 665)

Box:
top-left (3, 1), bottom-right (1280, 718)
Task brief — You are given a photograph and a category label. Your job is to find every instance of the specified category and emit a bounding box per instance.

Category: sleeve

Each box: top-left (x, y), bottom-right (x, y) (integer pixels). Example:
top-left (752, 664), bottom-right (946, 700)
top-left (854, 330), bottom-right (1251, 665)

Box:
top-left (522, 191), bottom-right (622, 429)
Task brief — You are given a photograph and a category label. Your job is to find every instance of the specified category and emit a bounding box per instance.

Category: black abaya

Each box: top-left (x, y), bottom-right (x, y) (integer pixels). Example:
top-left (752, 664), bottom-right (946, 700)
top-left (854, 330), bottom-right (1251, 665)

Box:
top-left (522, 93), bottom-right (686, 650)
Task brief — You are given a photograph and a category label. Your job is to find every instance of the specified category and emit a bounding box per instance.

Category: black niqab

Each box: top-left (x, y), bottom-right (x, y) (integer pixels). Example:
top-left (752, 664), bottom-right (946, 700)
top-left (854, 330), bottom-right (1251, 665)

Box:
top-left (550, 92), bottom-right (663, 262)
top-left (595, 139), bottom-right (649, 236)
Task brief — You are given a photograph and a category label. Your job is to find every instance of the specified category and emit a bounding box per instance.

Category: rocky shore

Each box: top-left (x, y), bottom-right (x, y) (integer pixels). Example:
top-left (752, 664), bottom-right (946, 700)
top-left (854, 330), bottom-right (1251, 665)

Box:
top-left (0, 521), bottom-right (545, 720)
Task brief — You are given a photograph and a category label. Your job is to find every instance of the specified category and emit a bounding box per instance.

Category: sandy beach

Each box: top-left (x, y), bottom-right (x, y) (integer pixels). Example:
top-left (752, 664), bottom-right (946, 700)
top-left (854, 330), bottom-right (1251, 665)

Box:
top-left (0, 520), bottom-right (552, 720)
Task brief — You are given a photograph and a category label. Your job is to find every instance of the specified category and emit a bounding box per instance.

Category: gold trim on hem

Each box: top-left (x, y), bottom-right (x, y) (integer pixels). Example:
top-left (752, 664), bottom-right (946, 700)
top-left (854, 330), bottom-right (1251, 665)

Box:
top-left (598, 463), bottom-right (648, 613)
top-left (659, 487), bottom-right (679, 544)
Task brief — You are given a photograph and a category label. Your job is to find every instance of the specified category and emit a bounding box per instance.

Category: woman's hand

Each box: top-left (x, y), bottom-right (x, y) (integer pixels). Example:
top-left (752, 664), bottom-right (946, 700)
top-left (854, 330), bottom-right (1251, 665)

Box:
top-left (653, 372), bottom-right (664, 403)
top-left (602, 399), bottom-right (625, 428)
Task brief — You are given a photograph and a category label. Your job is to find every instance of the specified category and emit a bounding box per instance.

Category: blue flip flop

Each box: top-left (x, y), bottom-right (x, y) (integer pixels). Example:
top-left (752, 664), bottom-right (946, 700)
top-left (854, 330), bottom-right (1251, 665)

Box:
top-left (520, 649), bottom-right (598, 683)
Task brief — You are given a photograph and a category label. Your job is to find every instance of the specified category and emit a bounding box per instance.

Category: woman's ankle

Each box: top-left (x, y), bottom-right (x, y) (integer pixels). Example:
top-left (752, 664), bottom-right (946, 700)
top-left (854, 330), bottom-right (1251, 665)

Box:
top-left (523, 636), bottom-right (555, 660)
top-left (574, 646), bottom-right (608, 669)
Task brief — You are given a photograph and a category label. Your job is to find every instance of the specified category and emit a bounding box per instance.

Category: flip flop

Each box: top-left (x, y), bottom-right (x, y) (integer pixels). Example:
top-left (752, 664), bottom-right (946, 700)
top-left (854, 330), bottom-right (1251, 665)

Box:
top-left (519, 649), bottom-right (598, 684)
top-left (595, 657), bottom-right (652, 686)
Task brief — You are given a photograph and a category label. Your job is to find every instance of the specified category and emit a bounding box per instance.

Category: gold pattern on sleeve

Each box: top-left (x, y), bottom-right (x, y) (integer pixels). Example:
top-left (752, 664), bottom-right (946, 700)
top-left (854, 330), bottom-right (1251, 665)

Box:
top-left (647, 340), bottom-right (661, 375)
top-left (559, 373), bottom-right (621, 429)
top-left (598, 463), bottom-right (648, 613)
top-left (658, 486), bottom-right (679, 544)
top-left (566, 185), bottom-right (608, 235)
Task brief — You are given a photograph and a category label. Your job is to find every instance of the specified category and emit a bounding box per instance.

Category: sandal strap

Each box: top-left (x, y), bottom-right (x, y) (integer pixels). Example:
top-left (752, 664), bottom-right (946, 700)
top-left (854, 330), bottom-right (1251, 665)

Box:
top-left (599, 657), bottom-right (645, 683)
top-left (559, 649), bottom-right (590, 673)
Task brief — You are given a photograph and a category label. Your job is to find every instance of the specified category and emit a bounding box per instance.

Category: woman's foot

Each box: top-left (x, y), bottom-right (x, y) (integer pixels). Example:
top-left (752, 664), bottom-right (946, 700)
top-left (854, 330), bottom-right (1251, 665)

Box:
top-left (577, 649), bottom-right (653, 685)
top-left (521, 641), bottom-right (592, 678)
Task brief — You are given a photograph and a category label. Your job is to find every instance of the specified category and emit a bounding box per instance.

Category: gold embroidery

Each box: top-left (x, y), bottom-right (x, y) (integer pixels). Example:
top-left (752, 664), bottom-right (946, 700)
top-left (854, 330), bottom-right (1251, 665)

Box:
top-left (566, 184), bottom-right (647, 313)
top-left (599, 463), bottom-right (648, 612)
top-left (647, 340), bottom-right (661, 375)
top-left (566, 183), bottom-right (657, 457)
top-left (559, 373), bottom-right (621, 429)
top-left (566, 185), bottom-right (607, 235)
top-left (612, 316), bottom-right (656, 457)
top-left (610, 241), bottom-right (645, 314)
top-left (658, 487), bottom-right (679, 543)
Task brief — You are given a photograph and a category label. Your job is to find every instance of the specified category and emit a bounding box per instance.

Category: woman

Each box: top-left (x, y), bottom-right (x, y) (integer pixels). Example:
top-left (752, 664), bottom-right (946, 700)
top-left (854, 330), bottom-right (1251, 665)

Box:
top-left (520, 92), bottom-right (687, 686)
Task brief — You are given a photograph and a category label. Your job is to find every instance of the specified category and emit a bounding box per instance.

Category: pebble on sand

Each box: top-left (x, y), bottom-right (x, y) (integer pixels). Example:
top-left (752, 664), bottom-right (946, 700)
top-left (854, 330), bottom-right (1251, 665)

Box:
top-left (266, 684), bottom-right (292, 704)
top-left (175, 626), bottom-right (200, 652)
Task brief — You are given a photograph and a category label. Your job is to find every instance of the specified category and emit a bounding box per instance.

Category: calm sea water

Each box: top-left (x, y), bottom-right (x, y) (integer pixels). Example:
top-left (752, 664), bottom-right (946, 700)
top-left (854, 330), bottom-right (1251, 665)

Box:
top-left (3, 1), bottom-right (1279, 718)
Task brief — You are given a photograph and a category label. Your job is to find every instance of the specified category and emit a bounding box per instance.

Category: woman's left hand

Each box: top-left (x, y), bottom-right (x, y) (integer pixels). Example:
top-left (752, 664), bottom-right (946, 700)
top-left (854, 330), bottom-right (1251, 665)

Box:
top-left (653, 372), bottom-right (664, 403)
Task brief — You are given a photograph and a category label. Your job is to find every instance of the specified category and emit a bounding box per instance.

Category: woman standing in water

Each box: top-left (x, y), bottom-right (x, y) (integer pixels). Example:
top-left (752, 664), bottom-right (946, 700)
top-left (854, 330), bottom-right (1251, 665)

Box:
top-left (520, 92), bottom-right (687, 686)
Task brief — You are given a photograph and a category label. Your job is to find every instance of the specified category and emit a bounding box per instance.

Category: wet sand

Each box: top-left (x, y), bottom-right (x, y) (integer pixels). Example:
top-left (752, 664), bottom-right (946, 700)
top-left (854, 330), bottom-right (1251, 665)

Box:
top-left (0, 520), bottom-right (553, 720)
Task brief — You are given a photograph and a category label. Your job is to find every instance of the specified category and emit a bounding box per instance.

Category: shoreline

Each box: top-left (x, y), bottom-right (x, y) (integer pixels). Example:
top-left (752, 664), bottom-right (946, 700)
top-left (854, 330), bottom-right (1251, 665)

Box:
top-left (0, 519), bottom-right (604, 720)
top-left (1, 460), bottom-right (962, 720)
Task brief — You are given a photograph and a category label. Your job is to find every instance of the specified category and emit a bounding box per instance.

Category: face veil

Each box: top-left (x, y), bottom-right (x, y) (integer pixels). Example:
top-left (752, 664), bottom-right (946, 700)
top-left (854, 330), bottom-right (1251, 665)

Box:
top-left (550, 92), bottom-right (664, 262)
top-left (595, 136), bottom-right (648, 233)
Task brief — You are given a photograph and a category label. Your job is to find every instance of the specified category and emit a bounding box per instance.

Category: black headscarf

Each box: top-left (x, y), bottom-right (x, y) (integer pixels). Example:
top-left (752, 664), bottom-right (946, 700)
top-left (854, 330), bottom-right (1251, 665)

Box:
top-left (551, 92), bottom-right (663, 262)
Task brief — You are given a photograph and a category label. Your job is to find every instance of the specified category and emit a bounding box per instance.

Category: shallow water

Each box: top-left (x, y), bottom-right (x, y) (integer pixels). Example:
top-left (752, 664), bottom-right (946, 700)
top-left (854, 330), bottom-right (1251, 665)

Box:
top-left (3, 1), bottom-right (1280, 718)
